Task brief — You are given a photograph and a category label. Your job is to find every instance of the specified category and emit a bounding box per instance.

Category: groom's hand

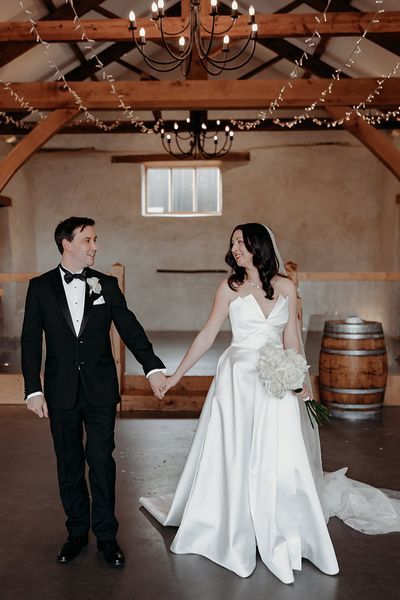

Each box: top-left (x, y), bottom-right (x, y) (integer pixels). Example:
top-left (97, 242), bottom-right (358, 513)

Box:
top-left (27, 393), bottom-right (49, 418)
top-left (148, 372), bottom-right (168, 399)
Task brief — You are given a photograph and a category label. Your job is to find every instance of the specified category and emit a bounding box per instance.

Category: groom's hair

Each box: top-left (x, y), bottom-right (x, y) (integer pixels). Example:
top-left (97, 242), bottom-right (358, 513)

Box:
top-left (54, 217), bottom-right (95, 254)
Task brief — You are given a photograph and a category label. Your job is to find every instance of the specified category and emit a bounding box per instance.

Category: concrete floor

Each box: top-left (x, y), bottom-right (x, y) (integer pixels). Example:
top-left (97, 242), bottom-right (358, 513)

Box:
top-left (0, 406), bottom-right (399, 600)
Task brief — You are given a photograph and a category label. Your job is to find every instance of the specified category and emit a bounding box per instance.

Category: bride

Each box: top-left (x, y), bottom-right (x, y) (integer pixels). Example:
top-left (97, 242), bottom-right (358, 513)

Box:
top-left (140, 223), bottom-right (400, 584)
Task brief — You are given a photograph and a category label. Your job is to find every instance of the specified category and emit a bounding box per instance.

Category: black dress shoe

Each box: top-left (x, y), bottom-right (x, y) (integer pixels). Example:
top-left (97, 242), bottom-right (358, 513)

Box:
top-left (97, 539), bottom-right (125, 567)
top-left (57, 535), bottom-right (88, 563)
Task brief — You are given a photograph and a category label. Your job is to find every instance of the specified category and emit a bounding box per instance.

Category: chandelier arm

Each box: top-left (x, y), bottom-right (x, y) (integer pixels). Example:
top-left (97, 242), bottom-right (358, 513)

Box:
top-left (206, 35), bottom-right (254, 66)
top-left (132, 37), bottom-right (182, 67)
top-left (143, 54), bottom-right (184, 73)
top-left (175, 134), bottom-right (195, 155)
top-left (176, 131), bottom-right (193, 141)
top-left (202, 135), bottom-right (232, 158)
top-left (207, 39), bottom-right (257, 71)
top-left (199, 19), bottom-right (236, 36)
top-left (140, 53), bottom-right (185, 73)
top-left (157, 30), bottom-right (194, 62)
top-left (195, 12), bottom-right (217, 59)
top-left (181, 42), bottom-right (195, 78)
top-left (156, 18), bottom-right (191, 37)
top-left (170, 137), bottom-right (195, 159)
top-left (160, 135), bottom-right (191, 159)
top-left (196, 55), bottom-right (225, 76)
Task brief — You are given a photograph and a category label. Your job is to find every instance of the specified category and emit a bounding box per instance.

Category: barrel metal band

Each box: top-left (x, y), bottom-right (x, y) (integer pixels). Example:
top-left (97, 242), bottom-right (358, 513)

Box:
top-left (324, 333), bottom-right (384, 340)
top-left (326, 401), bottom-right (383, 410)
top-left (324, 324), bottom-right (383, 334)
top-left (321, 348), bottom-right (386, 356)
top-left (320, 384), bottom-right (386, 394)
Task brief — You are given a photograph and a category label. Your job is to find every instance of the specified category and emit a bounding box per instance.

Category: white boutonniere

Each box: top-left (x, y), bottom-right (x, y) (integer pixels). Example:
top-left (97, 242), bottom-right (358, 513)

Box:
top-left (87, 276), bottom-right (102, 296)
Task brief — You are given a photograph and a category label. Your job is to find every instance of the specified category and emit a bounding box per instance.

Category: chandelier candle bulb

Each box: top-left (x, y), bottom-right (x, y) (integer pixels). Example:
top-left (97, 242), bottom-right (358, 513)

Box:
top-left (251, 23), bottom-right (258, 38)
top-left (179, 36), bottom-right (185, 52)
top-left (223, 35), bottom-right (230, 52)
top-left (139, 27), bottom-right (146, 44)
top-left (174, 122), bottom-right (179, 130)
top-left (151, 2), bottom-right (158, 19)
top-left (157, 0), bottom-right (164, 17)
top-left (248, 4), bottom-right (255, 23)
top-left (128, 10), bottom-right (136, 29)
top-left (210, 0), bottom-right (218, 16)
top-left (231, 1), bottom-right (238, 18)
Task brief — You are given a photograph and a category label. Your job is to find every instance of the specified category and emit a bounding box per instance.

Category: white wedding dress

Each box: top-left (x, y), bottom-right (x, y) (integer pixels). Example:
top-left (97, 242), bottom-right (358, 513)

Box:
top-left (140, 293), bottom-right (400, 584)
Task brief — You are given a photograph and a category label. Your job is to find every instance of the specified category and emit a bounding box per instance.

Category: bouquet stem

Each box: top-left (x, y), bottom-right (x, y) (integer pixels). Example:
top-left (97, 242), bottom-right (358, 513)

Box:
top-left (304, 399), bottom-right (331, 429)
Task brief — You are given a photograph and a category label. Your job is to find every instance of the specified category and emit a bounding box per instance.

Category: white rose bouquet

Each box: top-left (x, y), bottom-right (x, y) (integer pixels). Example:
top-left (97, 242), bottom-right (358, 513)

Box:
top-left (256, 343), bottom-right (330, 428)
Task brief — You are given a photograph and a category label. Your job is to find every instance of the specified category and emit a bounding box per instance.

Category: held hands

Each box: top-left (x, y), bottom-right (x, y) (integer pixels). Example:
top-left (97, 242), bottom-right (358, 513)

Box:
top-left (27, 393), bottom-right (48, 418)
top-left (148, 372), bottom-right (181, 399)
top-left (148, 371), bottom-right (168, 399)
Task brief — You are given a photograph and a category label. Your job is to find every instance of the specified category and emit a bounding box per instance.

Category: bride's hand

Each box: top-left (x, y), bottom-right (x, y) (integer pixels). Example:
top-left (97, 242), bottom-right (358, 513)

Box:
top-left (164, 374), bottom-right (180, 393)
top-left (298, 383), bottom-right (311, 400)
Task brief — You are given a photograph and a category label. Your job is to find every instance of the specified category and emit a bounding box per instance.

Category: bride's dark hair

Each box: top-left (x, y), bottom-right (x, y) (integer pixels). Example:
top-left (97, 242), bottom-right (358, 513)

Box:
top-left (225, 223), bottom-right (283, 300)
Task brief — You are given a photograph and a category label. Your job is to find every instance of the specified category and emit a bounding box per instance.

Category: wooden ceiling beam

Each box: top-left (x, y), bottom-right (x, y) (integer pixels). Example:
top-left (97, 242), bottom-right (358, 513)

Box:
top-left (111, 152), bottom-right (250, 163)
top-left (0, 0), bottom-right (106, 68)
top-left (1, 12), bottom-right (400, 43)
top-left (1, 118), bottom-right (398, 135)
top-left (303, 0), bottom-right (399, 57)
top-left (325, 106), bottom-right (400, 181)
top-left (0, 108), bottom-right (80, 193)
top-left (256, 37), bottom-right (345, 79)
top-left (1, 79), bottom-right (397, 111)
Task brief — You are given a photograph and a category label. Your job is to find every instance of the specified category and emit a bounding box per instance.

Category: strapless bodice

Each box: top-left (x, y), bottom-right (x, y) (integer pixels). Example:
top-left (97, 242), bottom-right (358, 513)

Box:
top-left (229, 293), bottom-right (289, 349)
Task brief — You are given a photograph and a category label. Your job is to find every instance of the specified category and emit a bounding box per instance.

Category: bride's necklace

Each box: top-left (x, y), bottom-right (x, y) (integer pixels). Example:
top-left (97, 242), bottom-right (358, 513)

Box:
top-left (245, 279), bottom-right (262, 289)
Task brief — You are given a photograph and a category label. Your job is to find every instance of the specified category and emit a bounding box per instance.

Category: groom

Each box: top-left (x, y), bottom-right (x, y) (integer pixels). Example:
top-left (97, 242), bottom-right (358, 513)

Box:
top-left (21, 217), bottom-right (167, 567)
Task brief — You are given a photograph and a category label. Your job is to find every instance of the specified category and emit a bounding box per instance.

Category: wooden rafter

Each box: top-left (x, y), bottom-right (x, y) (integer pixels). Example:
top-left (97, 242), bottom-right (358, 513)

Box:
top-left (0, 0), bottom-right (106, 69)
top-left (0, 108), bottom-right (79, 193)
top-left (111, 152), bottom-right (250, 163)
top-left (0, 118), bottom-right (398, 136)
top-left (325, 106), bottom-right (400, 180)
top-left (41, 0), bottom-right (100, 84)
top-left (256, 37), bottom-right (345, 79)
top-left (0, 80), bottom-right (397, 111)
top-left (303, 0), bottom-right (400, 57)
top-left (1, 13), bottom-right (399, 43)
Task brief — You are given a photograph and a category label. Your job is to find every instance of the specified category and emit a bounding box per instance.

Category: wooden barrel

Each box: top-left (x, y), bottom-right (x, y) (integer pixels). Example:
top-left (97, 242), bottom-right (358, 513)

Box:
top-left (319, 319), bottom-right (388, 420)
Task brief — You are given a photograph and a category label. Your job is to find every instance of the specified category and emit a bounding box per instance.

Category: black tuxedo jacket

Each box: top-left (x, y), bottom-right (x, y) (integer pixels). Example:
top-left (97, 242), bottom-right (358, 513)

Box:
top-left (21, 267), bottom-right (165, 409)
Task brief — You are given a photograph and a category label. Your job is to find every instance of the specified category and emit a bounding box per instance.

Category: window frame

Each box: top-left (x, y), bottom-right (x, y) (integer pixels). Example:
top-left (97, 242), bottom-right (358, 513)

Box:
top-left (141, 160), bottom-right (223, 218)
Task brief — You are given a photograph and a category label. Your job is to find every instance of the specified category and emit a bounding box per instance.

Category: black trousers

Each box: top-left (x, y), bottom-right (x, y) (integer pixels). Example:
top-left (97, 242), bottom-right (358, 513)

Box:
top-left (49, 380), bottom-right (118, 541)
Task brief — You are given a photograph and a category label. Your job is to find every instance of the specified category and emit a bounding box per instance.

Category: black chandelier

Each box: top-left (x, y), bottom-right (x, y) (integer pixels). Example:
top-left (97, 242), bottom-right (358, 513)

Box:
top-left (159, 112), bottom-right (234, 159)
top-left (128, 0), bottom-right (258, 76)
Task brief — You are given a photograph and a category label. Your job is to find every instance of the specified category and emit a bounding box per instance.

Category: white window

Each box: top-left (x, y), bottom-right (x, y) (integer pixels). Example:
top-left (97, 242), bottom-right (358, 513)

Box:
top-left (142, 162), bottom-right (222, 217)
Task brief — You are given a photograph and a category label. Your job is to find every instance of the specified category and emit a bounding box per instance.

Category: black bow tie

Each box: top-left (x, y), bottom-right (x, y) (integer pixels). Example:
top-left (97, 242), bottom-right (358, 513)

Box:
top-left (60, 265), bottom-right (87, 284)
